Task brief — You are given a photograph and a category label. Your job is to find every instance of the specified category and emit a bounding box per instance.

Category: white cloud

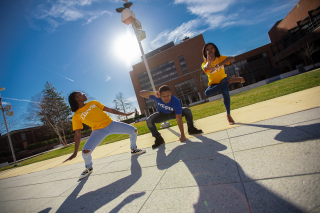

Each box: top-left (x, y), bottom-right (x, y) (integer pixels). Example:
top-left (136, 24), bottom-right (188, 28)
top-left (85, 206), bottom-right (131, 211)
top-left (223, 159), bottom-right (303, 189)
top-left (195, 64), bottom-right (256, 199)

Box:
top-left (227, 48), bottom-right (246, 57)
top-left (105, 76), bottom-right (112, 81)
top-left (2, 98), bottom-right (38, 103)
top-left (2, 102), bottom-right (10, 105)
top-left (83, 11), bottom-right (111, 25)
top-left (62, 9), bottom-right (84, 21)
top-left (151, 19), bottom-right (206, 49)
top-left (151, 0), bottom-right (297, 48)
top-left (126, 96), bottom-right (137, 103)
top-left (31, 0), bottom-right (112, 32)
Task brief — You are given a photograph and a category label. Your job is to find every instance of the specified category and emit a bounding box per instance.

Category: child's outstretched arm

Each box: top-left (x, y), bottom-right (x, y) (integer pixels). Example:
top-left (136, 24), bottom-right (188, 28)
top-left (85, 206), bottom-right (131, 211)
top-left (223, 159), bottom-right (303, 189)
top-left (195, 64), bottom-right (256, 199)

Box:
top-left (103, 107), bottom-right (135, 116)
top-left (63, 129), bottom-right (81, 163)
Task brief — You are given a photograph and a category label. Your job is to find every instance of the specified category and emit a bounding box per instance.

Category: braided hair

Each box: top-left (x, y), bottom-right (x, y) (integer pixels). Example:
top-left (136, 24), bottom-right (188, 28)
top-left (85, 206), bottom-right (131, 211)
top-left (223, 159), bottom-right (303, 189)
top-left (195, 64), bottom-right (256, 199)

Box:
top-left (68, 91), bottom-right (79, 112)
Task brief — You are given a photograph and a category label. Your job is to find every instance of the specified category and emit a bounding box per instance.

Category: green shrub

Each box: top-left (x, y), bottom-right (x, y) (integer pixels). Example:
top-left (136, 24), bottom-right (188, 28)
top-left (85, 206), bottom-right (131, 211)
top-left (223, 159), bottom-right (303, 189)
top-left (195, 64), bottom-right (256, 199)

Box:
top-left (27, 141), bottom-right (48, 150)
top-left (47, 139), bottom-right (55, 144)
top-left (0, 151), bottom-right (12, 158)
top-left (53, 138), bottom-right (59, 143)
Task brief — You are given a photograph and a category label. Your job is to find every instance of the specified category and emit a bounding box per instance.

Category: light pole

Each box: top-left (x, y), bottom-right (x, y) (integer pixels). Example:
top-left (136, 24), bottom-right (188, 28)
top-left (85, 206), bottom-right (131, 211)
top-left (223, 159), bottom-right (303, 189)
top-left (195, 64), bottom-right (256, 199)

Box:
top-left (0, 87), bottom-right (19, 167)
top-left (116, 0), bottom-right (156, 92)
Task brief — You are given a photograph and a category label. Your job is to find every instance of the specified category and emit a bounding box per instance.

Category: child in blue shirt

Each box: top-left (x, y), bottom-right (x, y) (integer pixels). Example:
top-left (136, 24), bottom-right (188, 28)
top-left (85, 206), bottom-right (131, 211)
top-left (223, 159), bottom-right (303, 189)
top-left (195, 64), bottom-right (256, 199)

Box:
top-left (139, 85), bottom-right (203, 149)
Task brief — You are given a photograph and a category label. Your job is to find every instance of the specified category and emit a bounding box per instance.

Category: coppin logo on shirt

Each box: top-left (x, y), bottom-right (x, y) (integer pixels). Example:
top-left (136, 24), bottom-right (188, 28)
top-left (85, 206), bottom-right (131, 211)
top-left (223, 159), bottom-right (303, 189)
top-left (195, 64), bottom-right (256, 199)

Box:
top-left (80, 104), bottom-right (97, 120)
top-left (158, 103), bottom-right (174, 111)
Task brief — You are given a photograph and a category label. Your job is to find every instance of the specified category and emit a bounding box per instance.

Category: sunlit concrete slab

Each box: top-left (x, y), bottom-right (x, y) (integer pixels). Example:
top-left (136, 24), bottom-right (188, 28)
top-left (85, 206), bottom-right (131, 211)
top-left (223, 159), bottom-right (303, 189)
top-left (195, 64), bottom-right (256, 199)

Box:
top-left (234, 140), bottom-right (320, 181)
top-left (0, 86), bottom-right (319, 180)
top-left (244, 174), bottom-right (320, 213)
top-left (0, 106), bottom-right (319, 212)
top-left (140, 184), bottom-right (251, 213)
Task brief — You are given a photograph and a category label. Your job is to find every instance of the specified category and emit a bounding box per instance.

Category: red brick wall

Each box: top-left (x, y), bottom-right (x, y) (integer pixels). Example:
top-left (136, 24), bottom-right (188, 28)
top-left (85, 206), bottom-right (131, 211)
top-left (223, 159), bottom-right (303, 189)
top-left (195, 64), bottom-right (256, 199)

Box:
top-left (130, 34), bottom-right (206, 114)
top-left (268, 0), bottom-right (320, 44)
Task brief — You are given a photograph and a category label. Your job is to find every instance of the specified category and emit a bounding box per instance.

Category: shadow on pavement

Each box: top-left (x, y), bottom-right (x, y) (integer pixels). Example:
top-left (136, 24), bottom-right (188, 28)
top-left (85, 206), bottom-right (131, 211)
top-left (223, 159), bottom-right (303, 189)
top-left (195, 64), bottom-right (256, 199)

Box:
top-left (156, 129), bottom-right (305, 213)
top-left (38, 155), bottom-right (145, 213)
top-left (236, 122), bottom-right (320, 142)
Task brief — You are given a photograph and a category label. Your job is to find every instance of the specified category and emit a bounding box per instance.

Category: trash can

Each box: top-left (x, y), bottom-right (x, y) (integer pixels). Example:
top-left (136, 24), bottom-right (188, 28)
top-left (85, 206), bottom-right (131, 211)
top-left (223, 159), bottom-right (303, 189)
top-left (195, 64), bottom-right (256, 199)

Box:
top-left (296, 64), bottom-right (305, 73)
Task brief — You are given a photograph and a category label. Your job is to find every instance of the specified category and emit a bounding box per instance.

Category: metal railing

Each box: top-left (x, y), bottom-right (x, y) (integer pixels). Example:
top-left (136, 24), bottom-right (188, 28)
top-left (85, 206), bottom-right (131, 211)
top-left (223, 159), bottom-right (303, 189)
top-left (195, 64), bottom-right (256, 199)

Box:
top-left (271, 6), bottom-right (320, 56)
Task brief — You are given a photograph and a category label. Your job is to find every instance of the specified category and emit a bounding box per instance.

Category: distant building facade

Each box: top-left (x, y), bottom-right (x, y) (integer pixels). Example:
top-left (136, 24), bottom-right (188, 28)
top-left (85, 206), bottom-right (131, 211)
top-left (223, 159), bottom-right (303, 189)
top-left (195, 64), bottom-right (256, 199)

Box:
top-left (130, 0), bottom-right (320, 116)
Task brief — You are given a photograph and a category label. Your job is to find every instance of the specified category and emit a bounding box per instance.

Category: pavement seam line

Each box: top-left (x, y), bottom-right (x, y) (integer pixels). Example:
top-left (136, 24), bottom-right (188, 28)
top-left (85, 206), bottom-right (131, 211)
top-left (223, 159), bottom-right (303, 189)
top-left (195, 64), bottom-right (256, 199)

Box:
top-left (137, 145), bottom-right (184, 212)
top-left (226, 129), bottom-right (253, 213)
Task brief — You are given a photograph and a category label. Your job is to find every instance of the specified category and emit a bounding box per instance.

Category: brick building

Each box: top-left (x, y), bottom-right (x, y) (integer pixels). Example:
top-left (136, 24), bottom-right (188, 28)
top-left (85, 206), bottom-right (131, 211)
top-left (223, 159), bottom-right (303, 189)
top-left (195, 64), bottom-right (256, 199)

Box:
top-left (130, 0), bottom-right (320, 115)
top-left (0, 126), bottom-right (44, 152)
top-left (269, 0), bottom-right (320, 67)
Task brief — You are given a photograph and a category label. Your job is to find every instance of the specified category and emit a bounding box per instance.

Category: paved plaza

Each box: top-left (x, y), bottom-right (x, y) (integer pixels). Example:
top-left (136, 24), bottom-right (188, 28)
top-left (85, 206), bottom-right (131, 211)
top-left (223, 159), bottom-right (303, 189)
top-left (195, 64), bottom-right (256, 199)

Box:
top-left (0, 87), bottom-right (319, 213)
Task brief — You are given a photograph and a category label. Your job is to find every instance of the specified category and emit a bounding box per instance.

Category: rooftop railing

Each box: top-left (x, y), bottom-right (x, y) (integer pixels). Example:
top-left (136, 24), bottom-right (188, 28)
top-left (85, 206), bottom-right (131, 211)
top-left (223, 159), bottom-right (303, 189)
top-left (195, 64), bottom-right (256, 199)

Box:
top-left (271, 5), bottom-right (320, 56)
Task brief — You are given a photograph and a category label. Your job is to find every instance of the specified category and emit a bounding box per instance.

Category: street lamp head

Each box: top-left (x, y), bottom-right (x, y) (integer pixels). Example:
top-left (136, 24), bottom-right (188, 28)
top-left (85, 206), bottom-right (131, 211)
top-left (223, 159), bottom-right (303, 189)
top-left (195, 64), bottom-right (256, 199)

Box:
top-left (116, 7), bottom-right (126, 13)
top-left (124, 2), bottom-right (133, 8)
top-left (4, 105), bottom-right (12, 111)
top-left (121, 8), bottom-right (136, 25)
top-left (6, 111), bottom-right (14, 116)
top-left (0, 87), bottom-right (4, 91)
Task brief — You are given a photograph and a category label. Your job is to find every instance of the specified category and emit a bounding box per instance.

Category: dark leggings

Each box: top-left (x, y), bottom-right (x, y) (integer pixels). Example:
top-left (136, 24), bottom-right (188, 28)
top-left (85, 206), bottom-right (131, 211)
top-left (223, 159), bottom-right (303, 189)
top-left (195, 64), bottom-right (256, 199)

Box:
top-left (146, 107), bottom-right (193, 137)
top-left (205, 78), bottom-right (231, 114)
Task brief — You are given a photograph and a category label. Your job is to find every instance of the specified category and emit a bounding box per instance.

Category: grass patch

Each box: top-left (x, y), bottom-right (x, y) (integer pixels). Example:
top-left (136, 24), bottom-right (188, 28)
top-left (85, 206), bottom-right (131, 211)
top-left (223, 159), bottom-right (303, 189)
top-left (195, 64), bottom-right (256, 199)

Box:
top-left (1, 69), bottom-right (320, 173)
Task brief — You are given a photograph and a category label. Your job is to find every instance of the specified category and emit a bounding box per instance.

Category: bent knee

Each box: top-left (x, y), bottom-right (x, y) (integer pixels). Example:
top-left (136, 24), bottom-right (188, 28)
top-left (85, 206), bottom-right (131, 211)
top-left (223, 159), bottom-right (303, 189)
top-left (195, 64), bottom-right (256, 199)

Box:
top-left (133, 129), bottom-right (138, 135)
top-left (82, 149), bottom-right (91, 157)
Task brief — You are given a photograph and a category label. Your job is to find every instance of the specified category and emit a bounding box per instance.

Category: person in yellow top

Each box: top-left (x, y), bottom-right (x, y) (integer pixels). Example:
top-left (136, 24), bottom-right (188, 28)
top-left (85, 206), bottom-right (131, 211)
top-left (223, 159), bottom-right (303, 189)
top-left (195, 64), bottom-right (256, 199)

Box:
top-left (201, 43), bottom-right (245, 125)
top-left (64, 91), bottom-right (146, 179)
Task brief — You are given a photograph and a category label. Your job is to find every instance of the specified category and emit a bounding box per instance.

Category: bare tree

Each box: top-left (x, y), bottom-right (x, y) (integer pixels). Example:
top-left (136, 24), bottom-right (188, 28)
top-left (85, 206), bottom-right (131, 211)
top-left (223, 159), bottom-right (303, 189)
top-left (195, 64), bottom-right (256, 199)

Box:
top-left (285, 55), bottom-right (299, 71)
top-left (190, 69), bottom-right (208, 101)
top-left (24, 82), bottom-right (72, 147)
top-left (0, 115), bottom-right (19, 136)
top-left (112, 100), bottom-right (123, 121)
top-left (298, 42), bottom-right (320, 68)
top-left (115, 92), bottom-right (134, 120)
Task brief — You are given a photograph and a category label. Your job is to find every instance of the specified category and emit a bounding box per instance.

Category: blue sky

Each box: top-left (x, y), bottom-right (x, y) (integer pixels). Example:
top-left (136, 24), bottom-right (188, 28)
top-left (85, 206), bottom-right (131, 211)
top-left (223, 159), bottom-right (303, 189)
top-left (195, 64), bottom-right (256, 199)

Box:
top-left (0, 0), bottom-right (298, 131)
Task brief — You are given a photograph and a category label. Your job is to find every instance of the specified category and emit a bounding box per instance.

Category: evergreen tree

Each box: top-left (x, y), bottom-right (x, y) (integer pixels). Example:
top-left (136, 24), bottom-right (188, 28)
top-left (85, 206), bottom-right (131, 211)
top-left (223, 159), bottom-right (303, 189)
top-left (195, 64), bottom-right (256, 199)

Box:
top-left (25, 82), bottom-right (72, 147)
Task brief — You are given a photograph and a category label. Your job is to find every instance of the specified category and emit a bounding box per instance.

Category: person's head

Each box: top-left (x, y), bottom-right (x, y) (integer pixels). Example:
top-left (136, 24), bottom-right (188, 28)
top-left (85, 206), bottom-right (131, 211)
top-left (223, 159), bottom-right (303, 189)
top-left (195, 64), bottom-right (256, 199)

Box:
top-left (68, 91), bottom-right (88, 112)
top-left (159, 85), bottom-right (171, 103)
top-left (202, 43), bottom-right (220, 61)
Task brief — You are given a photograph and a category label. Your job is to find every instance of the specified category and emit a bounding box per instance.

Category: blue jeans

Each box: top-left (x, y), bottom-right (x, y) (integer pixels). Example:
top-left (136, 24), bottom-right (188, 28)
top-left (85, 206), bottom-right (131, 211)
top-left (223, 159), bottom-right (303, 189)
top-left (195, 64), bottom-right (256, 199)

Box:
top-left (146, 107), bottom-right (194, 137)
top-left (205, 78), bottom-right (231, 114)
top-left (82, 121), bottom-right (137, 168)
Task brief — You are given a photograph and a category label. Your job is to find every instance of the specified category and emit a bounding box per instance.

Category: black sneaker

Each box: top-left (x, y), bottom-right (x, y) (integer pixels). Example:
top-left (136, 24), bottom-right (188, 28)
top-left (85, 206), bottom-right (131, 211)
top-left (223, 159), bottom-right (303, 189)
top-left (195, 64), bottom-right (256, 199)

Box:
top-left (131, 148), bottom-right (146, 155)
top-left (188, 125), bottom-right (203, 135)
top-left (79, 167), bottom-right (93, 179)
top-left (152, 135), bottom-right (165, 149)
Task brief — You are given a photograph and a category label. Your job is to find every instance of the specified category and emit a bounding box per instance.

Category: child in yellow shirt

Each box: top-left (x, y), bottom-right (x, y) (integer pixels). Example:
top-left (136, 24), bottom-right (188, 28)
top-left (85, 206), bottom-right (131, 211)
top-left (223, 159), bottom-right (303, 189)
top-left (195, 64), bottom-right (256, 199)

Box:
top-left (201, 43), bottom-right (245, 125)
top-left (64, 91), bottom-right (146, 179)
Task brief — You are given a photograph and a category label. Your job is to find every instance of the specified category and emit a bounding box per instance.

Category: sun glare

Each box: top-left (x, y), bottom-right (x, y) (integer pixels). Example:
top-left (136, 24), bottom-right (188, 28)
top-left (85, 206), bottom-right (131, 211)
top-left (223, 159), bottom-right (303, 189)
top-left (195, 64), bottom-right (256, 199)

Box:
top-left (114, 31), bottom-right (141, 66)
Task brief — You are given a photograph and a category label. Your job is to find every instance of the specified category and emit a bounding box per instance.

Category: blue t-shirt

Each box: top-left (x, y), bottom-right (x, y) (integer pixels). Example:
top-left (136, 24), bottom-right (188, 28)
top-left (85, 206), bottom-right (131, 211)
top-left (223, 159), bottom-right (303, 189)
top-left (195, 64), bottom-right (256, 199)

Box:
top-left (149, 95), bottom-right (182, 114)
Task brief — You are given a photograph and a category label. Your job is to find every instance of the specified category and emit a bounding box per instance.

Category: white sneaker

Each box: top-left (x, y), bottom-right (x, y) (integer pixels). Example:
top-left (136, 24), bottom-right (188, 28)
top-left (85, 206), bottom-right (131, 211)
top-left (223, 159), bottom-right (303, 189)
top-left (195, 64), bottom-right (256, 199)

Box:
top-left (131, 148), bottom-right (146, 155)
top-left (79, 167), bottom-right (93, 179)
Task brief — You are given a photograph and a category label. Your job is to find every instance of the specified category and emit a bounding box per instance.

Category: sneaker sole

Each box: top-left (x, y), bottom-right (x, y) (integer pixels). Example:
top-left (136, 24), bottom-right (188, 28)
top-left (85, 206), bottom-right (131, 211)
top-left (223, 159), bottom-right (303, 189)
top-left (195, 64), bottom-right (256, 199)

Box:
top-left (131, 150), bottom-right (146, 155)
top-left (79, 170), bottom-right (93, 180)
top-left (152, 142), bottom-right (165, 149)
top-left (188, 131), bottom-right (203, 135)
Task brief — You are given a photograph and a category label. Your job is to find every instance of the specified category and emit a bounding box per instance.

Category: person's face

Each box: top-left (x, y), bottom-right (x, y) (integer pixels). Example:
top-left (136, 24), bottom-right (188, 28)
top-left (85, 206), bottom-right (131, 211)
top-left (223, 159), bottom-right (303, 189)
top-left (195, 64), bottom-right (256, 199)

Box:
top-left (75, 92), bottom-right (87, 102)
top-left (206, 45), bottom-right (216, 57)
top-left (160, 90), bottom-right (171, 103)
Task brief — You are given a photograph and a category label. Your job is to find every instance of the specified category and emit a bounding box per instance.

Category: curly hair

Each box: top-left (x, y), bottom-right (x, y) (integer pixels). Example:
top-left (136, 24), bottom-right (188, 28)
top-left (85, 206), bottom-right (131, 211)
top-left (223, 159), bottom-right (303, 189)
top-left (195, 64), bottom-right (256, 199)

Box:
top-left (68, 91), bottom-right (79, 112)
top-left (202, 43), bottom-right (221, 62)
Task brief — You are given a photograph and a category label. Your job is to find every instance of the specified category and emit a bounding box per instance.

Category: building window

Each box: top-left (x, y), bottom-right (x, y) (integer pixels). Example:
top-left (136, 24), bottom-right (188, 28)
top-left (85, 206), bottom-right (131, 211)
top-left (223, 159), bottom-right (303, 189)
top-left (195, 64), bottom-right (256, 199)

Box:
top-left (174, 79), bottom-right (200, 105)
top-left (21, 133), bottom-right (26, 141)
top-left (138, 60), bottom-right (178, 91)
top-left (178, 55), bottom-right (188, 74)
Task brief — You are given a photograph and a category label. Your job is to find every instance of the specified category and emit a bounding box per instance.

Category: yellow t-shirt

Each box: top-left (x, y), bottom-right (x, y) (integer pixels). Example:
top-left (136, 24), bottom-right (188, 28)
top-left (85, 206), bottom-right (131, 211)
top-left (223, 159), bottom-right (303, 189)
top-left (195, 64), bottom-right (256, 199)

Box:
top-left (201, 55), bottom-right (230, 85)
top-left (72, 100), bottom-right (113, 131)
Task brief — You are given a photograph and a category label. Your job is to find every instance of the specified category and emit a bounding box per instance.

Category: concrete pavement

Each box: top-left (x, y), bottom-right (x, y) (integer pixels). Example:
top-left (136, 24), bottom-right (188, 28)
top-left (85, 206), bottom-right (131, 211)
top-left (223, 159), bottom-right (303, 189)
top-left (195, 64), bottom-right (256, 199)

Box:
top-left (0, 86), bottom-right (319, 212)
